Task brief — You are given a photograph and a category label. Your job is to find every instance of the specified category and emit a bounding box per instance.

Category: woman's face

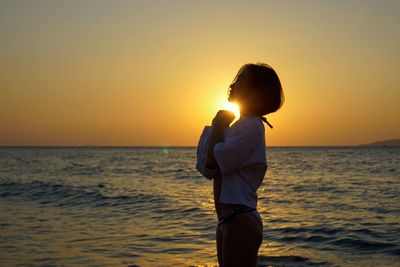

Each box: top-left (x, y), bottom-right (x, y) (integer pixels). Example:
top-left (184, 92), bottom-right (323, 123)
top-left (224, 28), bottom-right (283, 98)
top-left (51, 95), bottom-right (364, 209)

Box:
top-left (228, 70), bottom-right (250, 104)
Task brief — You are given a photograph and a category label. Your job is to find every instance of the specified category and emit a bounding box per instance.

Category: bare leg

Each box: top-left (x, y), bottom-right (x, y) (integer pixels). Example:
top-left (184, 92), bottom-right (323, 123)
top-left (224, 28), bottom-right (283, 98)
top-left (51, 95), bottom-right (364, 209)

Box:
top-left (216, 226), bottom-right (223, 266)
top-left (222, 212), bottom-right (263, 267)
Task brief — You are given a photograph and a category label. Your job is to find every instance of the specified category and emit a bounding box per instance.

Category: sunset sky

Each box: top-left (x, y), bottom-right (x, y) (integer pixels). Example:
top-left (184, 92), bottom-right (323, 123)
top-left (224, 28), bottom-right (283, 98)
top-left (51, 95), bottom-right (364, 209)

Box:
top-left (1, 0), bottom-right (399, 146)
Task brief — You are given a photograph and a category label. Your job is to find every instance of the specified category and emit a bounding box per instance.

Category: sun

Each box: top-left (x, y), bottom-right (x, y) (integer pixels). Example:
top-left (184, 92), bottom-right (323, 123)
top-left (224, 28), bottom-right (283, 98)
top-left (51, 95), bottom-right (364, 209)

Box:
top-left (222, 100), bottom-right (241, 119)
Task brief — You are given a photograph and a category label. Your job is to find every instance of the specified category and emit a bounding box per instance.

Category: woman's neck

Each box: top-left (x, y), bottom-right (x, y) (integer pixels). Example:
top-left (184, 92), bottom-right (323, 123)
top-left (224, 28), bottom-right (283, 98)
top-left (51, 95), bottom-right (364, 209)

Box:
top-left (240, 112), bottom-right (257, 117)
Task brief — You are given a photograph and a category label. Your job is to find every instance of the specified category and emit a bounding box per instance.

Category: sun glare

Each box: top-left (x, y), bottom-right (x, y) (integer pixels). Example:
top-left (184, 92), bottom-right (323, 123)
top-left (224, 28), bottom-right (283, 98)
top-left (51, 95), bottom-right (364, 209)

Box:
top-left (222, 100), bottom-right (241, 120)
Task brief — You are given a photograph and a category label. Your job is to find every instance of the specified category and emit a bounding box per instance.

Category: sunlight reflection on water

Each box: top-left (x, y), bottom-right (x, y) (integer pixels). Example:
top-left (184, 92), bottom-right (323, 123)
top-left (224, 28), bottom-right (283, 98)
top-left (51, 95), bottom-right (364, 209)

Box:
top-left (0, 147), bottom-right (399, 266)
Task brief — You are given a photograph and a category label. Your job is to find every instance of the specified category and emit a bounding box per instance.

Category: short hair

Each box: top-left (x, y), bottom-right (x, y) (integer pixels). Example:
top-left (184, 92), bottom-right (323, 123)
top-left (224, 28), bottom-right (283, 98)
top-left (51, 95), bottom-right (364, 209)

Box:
top-left (229, 63), bottom-right (284, 116)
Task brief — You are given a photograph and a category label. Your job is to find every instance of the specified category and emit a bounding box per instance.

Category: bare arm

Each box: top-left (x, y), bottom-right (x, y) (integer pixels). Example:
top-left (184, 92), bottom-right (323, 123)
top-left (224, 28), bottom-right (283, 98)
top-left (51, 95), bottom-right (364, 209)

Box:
top-left (205, 110), bottom-right (235, 169)
top-left (205, 126), bottom-right (224, 169)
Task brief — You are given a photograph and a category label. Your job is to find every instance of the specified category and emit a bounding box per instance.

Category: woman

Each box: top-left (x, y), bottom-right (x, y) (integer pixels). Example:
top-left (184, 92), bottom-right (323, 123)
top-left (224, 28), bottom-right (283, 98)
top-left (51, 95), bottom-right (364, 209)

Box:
top-left (196, 63), bottom-right (284, 266)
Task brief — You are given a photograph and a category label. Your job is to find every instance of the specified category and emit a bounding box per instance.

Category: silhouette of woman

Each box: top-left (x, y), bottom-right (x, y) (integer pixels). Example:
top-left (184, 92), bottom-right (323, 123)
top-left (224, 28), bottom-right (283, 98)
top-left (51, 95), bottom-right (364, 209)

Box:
top-left (196, 63), bottom-right (284, 266)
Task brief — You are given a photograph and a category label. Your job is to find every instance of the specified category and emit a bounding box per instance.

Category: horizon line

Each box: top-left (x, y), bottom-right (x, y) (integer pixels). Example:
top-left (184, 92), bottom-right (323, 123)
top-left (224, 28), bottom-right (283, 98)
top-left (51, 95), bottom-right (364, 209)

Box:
top-left (0, 144), bottom-right (392, 148)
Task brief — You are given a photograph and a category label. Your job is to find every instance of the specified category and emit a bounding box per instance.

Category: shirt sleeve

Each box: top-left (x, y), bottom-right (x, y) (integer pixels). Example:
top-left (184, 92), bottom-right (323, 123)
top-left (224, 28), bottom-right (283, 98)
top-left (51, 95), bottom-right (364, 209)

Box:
top-left (213, 124), bottom-right (253, 174)
top-left (196, 126), bottom-right (218, 180)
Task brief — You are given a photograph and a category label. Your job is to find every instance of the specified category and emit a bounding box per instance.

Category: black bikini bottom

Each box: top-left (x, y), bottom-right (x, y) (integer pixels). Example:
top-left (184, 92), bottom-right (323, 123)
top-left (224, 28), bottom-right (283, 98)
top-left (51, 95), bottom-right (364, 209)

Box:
top-left (218, 205), bottom-right (262, 233)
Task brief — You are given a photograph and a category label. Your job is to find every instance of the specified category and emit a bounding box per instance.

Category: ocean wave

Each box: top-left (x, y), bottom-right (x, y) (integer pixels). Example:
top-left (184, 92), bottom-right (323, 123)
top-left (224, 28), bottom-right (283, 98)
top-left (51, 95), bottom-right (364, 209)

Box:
top-left (59, 163), bottom-right (106, 176)
top-left (257, 255), bottom-right (331, 266)
top-left (0, 180), bottom-right (166, 209)
top-left (267, 225), bottom-right (399, 256)
top-left (327, 236), bottom-right (397, 251)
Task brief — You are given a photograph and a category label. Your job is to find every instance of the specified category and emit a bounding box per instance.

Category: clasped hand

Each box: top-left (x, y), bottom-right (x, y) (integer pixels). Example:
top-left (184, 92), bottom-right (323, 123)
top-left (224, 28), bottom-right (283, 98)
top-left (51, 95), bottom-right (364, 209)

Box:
top-left (212, 110), bottom-right (235, 129)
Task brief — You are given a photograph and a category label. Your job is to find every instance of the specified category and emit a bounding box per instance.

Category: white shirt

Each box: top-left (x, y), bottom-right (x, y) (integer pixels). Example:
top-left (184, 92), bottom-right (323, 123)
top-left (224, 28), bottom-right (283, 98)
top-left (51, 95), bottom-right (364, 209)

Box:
top-left (196, 114), bottom-right (267, 208)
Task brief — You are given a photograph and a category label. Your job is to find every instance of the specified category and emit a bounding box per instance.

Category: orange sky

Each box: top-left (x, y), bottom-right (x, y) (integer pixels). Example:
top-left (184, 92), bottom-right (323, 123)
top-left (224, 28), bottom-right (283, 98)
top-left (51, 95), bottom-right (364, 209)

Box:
top-left (1, 1), bottom-right (399, 146)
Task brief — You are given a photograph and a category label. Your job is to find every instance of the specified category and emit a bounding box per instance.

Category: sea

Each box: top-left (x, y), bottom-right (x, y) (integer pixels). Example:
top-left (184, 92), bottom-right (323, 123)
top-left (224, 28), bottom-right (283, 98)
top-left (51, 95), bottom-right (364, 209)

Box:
top-left (0, 147), bottom-right (399, 267)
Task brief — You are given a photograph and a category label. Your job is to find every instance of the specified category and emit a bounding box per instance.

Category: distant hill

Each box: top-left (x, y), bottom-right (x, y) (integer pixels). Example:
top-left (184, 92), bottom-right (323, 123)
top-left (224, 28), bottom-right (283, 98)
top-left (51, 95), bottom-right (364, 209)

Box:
top-left (359, 139), bottom-right (400, 147)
